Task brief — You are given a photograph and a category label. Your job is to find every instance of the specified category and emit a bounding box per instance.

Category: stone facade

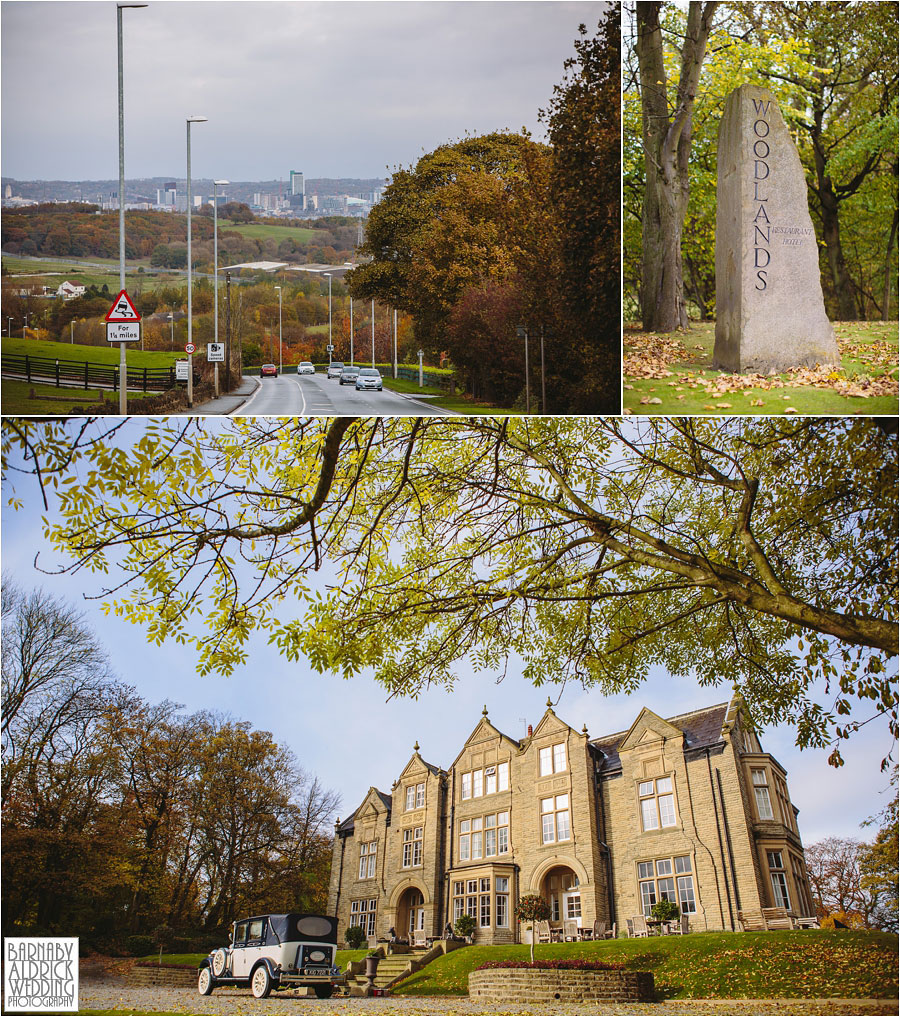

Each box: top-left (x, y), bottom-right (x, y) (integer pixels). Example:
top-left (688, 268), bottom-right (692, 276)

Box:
top-left (468, 968), bottom-right (656, 1004)
top-left (328, 697), bottom-right (815, 944)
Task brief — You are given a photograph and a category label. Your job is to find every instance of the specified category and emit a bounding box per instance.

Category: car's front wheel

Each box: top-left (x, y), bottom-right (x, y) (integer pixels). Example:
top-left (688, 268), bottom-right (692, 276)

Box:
top-left (251, 964), bottom-right (274, 999)
top-left (198, 967), bottom-right (215, 996)
top-left (314, 984), bottom-right (334, 999)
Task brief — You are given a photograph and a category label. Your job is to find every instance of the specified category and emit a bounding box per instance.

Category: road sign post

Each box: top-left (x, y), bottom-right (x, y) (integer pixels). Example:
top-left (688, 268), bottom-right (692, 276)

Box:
top-left (105, 289), bottom-right (141, 412)
top-left (208, 342), bottom-right (224, 398)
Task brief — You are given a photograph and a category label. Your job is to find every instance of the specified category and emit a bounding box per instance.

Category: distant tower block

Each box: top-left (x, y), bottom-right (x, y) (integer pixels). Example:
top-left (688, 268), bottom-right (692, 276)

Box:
top-left (290, 170), bottom-right (305, 210)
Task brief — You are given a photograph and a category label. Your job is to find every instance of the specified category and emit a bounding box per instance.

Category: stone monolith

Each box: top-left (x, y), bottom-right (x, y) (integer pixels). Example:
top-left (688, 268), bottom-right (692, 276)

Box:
top-left (713, 84), bottom-right (839, 373)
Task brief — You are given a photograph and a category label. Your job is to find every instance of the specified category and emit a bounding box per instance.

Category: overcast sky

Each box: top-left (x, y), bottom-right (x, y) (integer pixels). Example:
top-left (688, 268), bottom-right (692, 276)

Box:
top-left (1, 0), bottom-right (606, 182)
top-left (1, 436), bottom-right (894, 848)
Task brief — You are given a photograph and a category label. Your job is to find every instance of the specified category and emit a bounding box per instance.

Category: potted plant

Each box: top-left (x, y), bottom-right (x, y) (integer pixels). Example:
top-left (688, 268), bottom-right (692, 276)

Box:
top-left (514, 895), bottom-right (552, 962)
top-left (453, 914), bottom-right (476, 944)
top-left (650, 899), bottom-right (680, 930)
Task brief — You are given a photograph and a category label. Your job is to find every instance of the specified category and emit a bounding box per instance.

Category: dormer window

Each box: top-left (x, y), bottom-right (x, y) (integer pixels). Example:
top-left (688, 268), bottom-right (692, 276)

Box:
top-left (405, 782), bottom-right (425, 811)
top-left (639, 777), bottom-right (677, 831)
top-left (539, 742), bottom-right (567, 777)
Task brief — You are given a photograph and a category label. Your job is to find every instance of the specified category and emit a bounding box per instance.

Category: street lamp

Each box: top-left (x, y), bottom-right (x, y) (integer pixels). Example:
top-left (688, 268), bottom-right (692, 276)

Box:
top-left (349, 296), bottom-right (354, 366)
top-left (274, 285), bottom-right (282, 374)
top-left (370, 299), bottom-right (375, 368)
top-left (213, 179), bottom-right (229, 397)
top-left (167, 311), bottom-right (174, 349)
top-left (186, 115), bottom-right (208, 408)
top-left (116, 2), bottom-right (147, 413)
top-left (23, 312), bottom-right (29, 339)
top-left (516, 325), bottom-right (531, 414)
top-left (324, 272), bottom-right (332, 366)
top-left (392, 308), bottom-right (398, 379)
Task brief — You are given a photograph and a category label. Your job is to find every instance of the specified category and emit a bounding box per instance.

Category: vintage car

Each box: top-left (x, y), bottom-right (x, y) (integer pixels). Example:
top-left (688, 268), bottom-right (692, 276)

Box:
top-left (198, 912), bottom-right (341, 999)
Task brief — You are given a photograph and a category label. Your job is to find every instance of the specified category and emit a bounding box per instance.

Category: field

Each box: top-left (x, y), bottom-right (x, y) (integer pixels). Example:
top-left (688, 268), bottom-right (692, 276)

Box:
top-left (3, 254), bottom-right (181, 293)
top-left (623, 320), bottom-right (899, 415)
top-left (3, 337), bottom-right (183, 367)
top-left (219, 221), bottom-right (317, 244)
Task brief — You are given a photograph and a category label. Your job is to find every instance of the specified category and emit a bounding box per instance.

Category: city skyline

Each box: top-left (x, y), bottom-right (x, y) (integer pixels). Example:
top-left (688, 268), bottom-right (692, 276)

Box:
top-left (1, 0), bottom-right (606, 181)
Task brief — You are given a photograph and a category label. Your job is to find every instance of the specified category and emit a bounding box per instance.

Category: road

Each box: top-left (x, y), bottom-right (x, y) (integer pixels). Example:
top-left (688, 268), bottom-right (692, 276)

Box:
top-left (234, 372), bottom-right (453, 416)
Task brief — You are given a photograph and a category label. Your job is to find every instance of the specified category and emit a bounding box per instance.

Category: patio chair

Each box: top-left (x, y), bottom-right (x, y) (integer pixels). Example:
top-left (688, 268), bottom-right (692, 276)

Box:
top-left (412, 928), bottom-right (427, 948)
top-left (563, 919), bottom-right (579, 942)
top-left (630, 914), bottom-right (650, 938)
top-left (591, 920), bottom-right (615, 940)
top-left (762, 907), bottom-right (793, 931)
top-left (536, 920), bottom-right (552, 944)
top-left (367, 936), bottom-right (377, 949)
top-left (665, 914), bottom-right (689, 935)
top-left (625, 918), bottom-right (634, 938)
top-left (737, 909), bottom-right (766, 931)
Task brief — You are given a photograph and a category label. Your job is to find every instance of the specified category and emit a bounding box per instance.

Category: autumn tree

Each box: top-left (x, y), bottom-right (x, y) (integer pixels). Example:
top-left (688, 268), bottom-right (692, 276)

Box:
top-left (633, 1), bottom-right (719, 331)
top-left (3, 416), bottom-right (896, 765)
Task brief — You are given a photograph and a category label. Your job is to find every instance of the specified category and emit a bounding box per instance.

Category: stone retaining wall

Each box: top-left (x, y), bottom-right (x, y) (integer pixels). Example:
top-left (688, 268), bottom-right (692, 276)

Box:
top-left (468, 968), bottom-right (655, 1004)
top-left (131, 964), bottom-right (198, 988)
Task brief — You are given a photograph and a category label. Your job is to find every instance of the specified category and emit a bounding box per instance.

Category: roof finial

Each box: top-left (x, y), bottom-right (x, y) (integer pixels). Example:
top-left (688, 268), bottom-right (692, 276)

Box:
top-left (413, 740), bottom-right (420, 753)
top-left (482, 705), bottom-right (489, 717)
top-left (582, 724), bottom-right (589, 737)
top-left (546, 697), bottom-right (553, 709)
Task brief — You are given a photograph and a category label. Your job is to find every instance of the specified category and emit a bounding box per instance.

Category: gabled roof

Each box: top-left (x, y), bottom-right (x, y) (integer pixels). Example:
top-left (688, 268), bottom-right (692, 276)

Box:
top-left (337, 786), bottom-right (392, 834)
top-left (591, 702), bottom-right (730, 774)
top-left (448, 709), bottom-right (521, 770)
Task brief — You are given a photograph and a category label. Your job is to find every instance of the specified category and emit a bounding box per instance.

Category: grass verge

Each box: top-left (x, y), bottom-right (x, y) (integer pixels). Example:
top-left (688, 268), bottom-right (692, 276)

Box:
top-left (624, 320), bottom-right (898, 415)
top-left (381, 376), bottom-right (524, 415)
top-left (1, 379), bottom-right (154, 414)
top-left (391, 931), bottom-right (898, 1000)
top-left (3, 337), bottom-right (183, 367)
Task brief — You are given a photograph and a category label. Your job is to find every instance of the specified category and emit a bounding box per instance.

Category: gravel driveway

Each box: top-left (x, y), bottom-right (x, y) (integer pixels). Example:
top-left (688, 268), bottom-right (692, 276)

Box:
top-left (78, 981), bottom-right (897, 1016)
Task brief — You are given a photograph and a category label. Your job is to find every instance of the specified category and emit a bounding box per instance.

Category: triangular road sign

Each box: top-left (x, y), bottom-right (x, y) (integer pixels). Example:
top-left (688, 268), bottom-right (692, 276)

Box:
top-left (105, 289), bottom-right (141, 322)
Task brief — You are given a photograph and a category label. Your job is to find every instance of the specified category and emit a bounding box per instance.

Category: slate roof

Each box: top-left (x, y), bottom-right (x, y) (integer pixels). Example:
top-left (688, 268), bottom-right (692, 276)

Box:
top-left (590, 702), bottom-right (730, 774)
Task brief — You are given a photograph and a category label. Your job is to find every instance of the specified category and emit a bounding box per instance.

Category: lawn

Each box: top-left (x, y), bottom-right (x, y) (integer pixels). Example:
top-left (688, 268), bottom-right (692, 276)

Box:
top-left (3, 254), bottom-right (180, 292)
top-left (623, 320), bottom-right (898, 415)
top-left (3, 337), bottom-right (183, 367)
top-left (1, 378), bottom-right (154, 414)
top-left (391, 931), bottom-right (898, 1000)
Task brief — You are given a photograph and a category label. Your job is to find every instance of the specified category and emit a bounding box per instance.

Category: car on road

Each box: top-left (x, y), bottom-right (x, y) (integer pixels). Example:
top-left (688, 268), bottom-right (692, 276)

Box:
top-left (355, 368), bottom-right (383, 391)
top-left (339, 366), bottom-right (361, 385)
top-left (297, 362), bottom-right (315, 375)
top-left (260, 363), bottom-right (278, 377)
top-left (198, 913), bottom-right (341, 1000)
top-left (327, 362), bottom-right (345, 379)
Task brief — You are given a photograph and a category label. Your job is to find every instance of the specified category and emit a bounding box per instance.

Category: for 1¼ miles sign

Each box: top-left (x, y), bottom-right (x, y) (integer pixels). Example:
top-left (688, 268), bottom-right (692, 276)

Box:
top-left (106, 322), bottom-right (141, 343)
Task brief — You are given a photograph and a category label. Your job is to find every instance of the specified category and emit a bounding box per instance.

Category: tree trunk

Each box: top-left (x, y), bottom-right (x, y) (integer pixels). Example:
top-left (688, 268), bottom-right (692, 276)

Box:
top-left (636, 2), bottom-right (717, 332)
top-left (883, 205), bottom-right (898, 321)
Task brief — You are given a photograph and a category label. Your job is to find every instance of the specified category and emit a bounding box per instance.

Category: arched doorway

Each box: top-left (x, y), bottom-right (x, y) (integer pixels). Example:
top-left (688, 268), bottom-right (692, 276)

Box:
top-left (398, 887), bottom-right (425, 938)
top-left (541, 865), bottom-right (581, 923)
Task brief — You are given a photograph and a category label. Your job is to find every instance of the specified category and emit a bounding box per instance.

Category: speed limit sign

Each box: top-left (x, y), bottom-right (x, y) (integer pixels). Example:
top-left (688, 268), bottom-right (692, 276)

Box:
top-left (185, 342), bottom-right (196, 355)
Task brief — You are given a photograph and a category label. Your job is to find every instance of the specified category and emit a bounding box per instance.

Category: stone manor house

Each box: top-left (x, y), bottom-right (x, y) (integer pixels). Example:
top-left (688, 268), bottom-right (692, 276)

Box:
top-left (327, 697), bottom-right (816, 943)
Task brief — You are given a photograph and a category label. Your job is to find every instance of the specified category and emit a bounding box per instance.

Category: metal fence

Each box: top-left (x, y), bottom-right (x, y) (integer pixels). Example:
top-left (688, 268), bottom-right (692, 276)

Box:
top-left (2, 354), bottom-right (177, 392)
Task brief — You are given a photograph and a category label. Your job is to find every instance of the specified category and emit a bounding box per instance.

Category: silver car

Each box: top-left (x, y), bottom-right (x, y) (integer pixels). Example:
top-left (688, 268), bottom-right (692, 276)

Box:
top-left (355, 368), bottom-right (383, 391)
top-left (327, 362), bottom-right (344, 379)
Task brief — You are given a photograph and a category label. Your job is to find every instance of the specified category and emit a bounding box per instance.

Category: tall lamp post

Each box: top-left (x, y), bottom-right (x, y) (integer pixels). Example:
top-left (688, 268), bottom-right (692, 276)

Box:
top-left (186, 115), bottom-right (208, 408)
top-left (213, 178), bottom-right (229, 397)
top-left (370, 299), bottom-right (375, 368)
top-left (516, 325), bottom-right (531, 414)
top-left (349, 296), bottom-right (354, 366)
top-left (324, 272), bottom-right (332, 366)
top-left (274, 285), bottom-right (283, 374)
top-left (116, 2), bottom-right (147, 414)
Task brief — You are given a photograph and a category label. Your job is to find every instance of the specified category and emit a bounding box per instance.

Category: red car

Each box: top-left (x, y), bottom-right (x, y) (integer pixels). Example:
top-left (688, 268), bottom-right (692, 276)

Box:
top-left (261, 363), bottom-right (277, 377)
